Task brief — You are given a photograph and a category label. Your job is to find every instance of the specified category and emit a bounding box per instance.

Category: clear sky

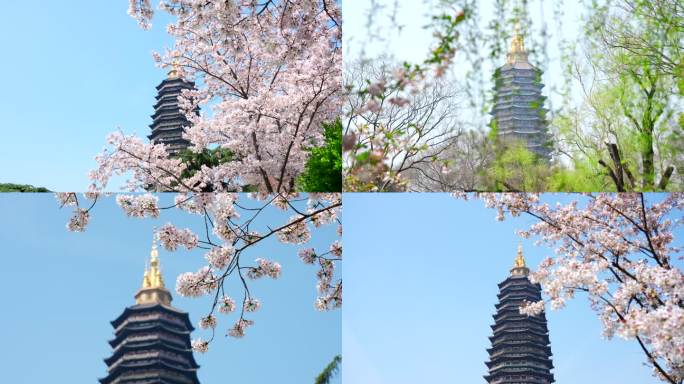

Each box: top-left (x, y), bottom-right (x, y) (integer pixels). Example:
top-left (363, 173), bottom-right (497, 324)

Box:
top-left (344, 193), bottom-right (674, 384)
top-left (0, 1), bottom-right (175, 191)
top-left (0, 193), bottom-right (340, 384)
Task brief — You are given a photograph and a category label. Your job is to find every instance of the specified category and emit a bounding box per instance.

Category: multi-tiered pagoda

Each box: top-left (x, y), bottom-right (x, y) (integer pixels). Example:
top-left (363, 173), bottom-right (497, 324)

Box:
top-left (491, 25), bottom-right (551, 160)
top-left (148, 65), bottom-right (198, 156)
top-left (100, 237), bottom-right (201, 384)
top-left (484, 245), bottom-right (554, 384)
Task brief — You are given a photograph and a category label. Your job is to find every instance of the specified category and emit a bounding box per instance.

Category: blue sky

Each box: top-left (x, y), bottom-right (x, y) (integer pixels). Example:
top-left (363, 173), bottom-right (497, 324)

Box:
top-left (344, 193), bottom-right (675, 384)
top-left (0, 193), bottom-right (340, 384)
top-left (0, 2), bottom-right (174, 191)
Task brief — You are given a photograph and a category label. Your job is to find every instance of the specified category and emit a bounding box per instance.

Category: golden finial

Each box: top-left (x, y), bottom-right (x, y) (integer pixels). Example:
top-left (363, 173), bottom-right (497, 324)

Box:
top-left (142, 261), bottom-right (152, 288)
top-left (148, 231), bottom-right (165, 288)
top-left (168, 59), bottom-right (180, 79)
top-left (511, 243), bottom-right (529, 276)
top-left (514, 243), bottom-right (526, 268)
top-left (507, 22), bottom-right (529, 64)
top-left (135, 230), bottom-right (172, 305)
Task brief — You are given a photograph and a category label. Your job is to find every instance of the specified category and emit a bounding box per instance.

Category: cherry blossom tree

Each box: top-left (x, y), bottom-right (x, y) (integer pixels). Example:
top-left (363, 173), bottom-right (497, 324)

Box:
top-left (343, 59), bottom-right (465, 191)
top-left (57, 192), bottom-right (341, 352)
top-left (94, 1), bottom-right (341, 193)
top-left (456, 192), bottom-right (684, 383)
top-left (342, 5), bottom-right (467, 191)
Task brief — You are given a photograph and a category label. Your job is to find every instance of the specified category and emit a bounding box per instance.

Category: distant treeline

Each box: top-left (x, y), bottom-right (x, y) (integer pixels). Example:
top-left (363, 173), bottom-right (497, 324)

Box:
top-left (0, 183), bottom-right (50, 192)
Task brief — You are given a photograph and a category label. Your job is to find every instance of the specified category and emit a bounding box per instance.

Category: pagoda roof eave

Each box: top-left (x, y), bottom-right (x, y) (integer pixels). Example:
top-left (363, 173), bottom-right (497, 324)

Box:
top-left (485, 353), bottom-right (554, 367)
top-left (485, 370), bottom-right (554, 382)
top-left (109, 326), bottom-right (193, 348)
top-left (498, 61), bottom-right (540, 71)
top-left (498, 276), bottom-right (541, 287)
top-left (492, 105), bottom-right (545, 112)
top-left (105, 340), bottom-right (199, 367)
top-left (494, 117), bottom-right (543, 124)
top-left (490, 317), bottom-right (547, 331)
top-left (155, 77), bottom-right (196, 91)
top-left (490, 326), bottom-right (549, 337)
top-left (100, 360), bottom-right (200, 384)
top-left (110, 303), bottom-right (194, 331)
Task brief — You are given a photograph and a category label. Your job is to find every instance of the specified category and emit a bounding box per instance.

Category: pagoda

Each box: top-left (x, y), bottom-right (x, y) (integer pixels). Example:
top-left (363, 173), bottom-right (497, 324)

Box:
top-left (490, 24), bottom-right (552, 160)
top-left (100, 236), bottom-right (201, 384)
top-left (484, 245), bottom-right (554, 384)
top-left (148, 64), bottom-right (198, 156)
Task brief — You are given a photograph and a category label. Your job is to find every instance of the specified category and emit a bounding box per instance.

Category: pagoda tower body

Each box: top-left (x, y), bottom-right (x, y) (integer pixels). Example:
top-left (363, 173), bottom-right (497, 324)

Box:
top-left (491, 25), bottom-right (551, 160)
top-left (148, 67), bottom-right (198, 156)
top-left (100, 238), bottom-right (201, 384)
top-left (484, 245), bottom-right (554, 384)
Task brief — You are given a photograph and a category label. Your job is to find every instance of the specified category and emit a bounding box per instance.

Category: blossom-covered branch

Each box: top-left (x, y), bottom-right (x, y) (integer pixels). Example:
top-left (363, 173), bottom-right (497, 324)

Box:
top-left (58, 192), bottom-right (342, 353)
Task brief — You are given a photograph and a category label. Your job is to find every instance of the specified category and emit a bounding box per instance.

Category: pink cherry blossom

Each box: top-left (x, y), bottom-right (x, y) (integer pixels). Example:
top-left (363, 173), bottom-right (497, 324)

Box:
top-left (191, 338), bottom-right (209, 353)
top-left (277, 216), bottom-right (312, 244)
top-left (243, 297), bottom-right (261, 312)
top-left (205, 246), bottom-right (234, 269)
top-left (247, 258), bottom-right (282, 280)
top-left (158, 223), bottom-right (198, 251)
top-left (228, 318), bottom-right (254, 338)
top-left (55, 192), bottom-right (78, 207)
top-left (298, 248), bottom-right (317, 264)
top-left (219, 296), bottom-right (236, 314)
top-left (199, 315), bottom-right (217, 330)
top-left (329, 241), bottom-right (342, 257)
top-left (116, 194), bottom-right (160, 218)
top-left (67, 209), bottom-right (89, 232)
top-left (176, 266), bottom-right (217, 297)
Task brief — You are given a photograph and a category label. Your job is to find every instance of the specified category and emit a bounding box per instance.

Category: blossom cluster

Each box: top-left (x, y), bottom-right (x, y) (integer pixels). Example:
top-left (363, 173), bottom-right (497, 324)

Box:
top-left (205, 246), bottom-right (234, 270)
top-left (67, 209), bottom-right (89, 232)
top-left (228, 318), bottom-right (255, 338)
top-left (116, 194), bottom-right (160, 218)
top-left (277, 216), bottom-right (312, 244)
top-left (199, 315), bottom-right (217, 330)
top-left (247, 258), bottom-right (282, 280)
top-left (190, 338), bottom-right (208, 353)
top-left (158, 223), bottom-right (198, 251)
top-left (55, 192), bottom-right (78, 207)
top-left (330, 241), bottom-right (342, 257)
top-left (218, 296), bottom-right (236, 314)
top-left (298, 248), bottom-right (317, 264)
top-left (243, 298), bottom-right (261, 313)
top-left (176, 266), bottom-right (217, 297)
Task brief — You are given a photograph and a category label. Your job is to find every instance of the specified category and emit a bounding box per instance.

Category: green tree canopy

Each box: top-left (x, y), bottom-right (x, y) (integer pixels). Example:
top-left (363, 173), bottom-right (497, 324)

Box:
top-left (298, 119), bottom-right (342, 192)
top-left (314, 355), bottom-right (341, 384)
top-left (0, 183), bottom-right (50, 192)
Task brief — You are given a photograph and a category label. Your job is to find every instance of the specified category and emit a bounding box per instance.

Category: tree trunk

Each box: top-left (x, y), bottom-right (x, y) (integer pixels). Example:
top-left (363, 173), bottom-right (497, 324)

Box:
top-left (641, 133), bottom-right (656, 190)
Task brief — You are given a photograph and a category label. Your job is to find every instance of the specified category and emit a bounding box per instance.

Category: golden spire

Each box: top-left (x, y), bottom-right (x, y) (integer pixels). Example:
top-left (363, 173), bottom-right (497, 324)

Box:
top-left (514, 243), bottom-right (526, 268)
top-left (146, 233), bottom-right (165, 288)
top-left (507, 22), bottom-right (529, 64)
top-left (135, 231), bottom-right (172, 305)
top-left (168, 59), bottom-right (180, 79)
top-left (511, 243), bottom-right (530, 276)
